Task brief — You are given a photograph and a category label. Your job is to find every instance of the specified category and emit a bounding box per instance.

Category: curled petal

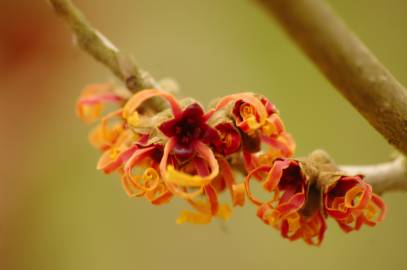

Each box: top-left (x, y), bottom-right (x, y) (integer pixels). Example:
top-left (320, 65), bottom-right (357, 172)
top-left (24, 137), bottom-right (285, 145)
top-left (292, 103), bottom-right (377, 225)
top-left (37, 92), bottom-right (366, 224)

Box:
top-left (123, 146), bottom-right (162, 191)
top-left (131, 167), bottom-right (161, 193)
top-left (324, 175), bottom-right (386, 232)
top-left (145, 182), bottom-right (173, 205)
top-left (234, 101), bottom-right (265, 132)
top-left (371, 194), bottom-right (387, 222)
top-left (281, 212), bottom-right (301, 236)
top-left (89, 109), bottom-right (126, 150)
top-left (231, 183), bottom-right (246, 207)
top-left (215, 93), bottom-right (268, 132)
top-left (245, 165), bottom-right (278, 206)
top-left (355, 193), bottom-right (387, 230)
top-left (193, 157), bottom-right (219, 215)
top-left (123, 89), bottom-right (182, 125)
top-left (120, 175), bottom-right (144, 198)
top-left (260, 132), bottom-right (296, 158)
top-left (217, 204), bottom-right (232, 220)
top-left (324, 175), bottom-right (372, 219)
top-left (262, 159), bottom-right (296, 192)
top-left (261, 114), bottom-right (285, 137)
top-left (213, 123), bottom-right (241, 156)
top-left (260, 97), bottom-right (278, 116)
top-left (216, 157), bottom-right (234, 191)
top-left (89, 124), bottom-right (121, 151)
top-left (336, 220), bottom-right (354, 233)
top-left (344, 184), bottom-right (371, 209)
top-left (276, 192), bottom-right (306, 217)
top-left (256, 203), bottom-right (272, 224)
top-left (161, 140), bottom-right (219, 187)
top-left (176, 210), bottom-right (212, 224)
top-left (204, 185), bottom-right (219, 215)
top-left (243, 151), bottom-right (260, 174)
top-left (97, 144), bottom-right (139, 174)
top-left (76, 83), bottom-right (124, 123)
top-left (216, 156), bottom-right (245, 206)
top-left (325, 197), bottom-right (351, 220)
top-left (276, 211), bottom-right (327, 246)
top-left (158, 138), bottom-right (202, 199)
top-left (169, 185), bottom-right (204, 200)
top-left (177, 202), bottom-right (231, 224)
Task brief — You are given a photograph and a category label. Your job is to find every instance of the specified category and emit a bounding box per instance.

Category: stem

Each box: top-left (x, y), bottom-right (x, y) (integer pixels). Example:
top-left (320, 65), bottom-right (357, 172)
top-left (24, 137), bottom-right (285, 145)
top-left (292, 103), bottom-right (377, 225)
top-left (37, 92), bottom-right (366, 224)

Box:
top-left (256, 0), bottom-right (407, 157)
top-left (49, 0), bottom-right (157, 91)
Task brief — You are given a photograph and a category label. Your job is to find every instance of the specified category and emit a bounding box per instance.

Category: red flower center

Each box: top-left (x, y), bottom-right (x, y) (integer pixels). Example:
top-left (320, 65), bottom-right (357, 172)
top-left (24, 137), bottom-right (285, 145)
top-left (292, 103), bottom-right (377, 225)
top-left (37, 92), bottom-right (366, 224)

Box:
top-left (159, 103), bottom-right (218, 161)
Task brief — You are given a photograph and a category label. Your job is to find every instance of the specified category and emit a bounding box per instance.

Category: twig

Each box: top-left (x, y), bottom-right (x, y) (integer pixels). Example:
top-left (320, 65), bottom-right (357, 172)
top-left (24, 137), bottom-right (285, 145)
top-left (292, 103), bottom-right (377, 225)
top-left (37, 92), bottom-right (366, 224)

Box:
top-left (255, 0), bottom-right (407, 157)
top-left (49, 0), bottom-right (157, 91)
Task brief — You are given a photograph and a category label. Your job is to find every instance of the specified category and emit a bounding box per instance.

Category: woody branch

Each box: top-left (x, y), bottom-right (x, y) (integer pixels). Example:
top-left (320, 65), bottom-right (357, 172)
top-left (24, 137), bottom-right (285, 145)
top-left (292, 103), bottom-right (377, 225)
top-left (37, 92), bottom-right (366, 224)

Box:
top-left (49, 0), bottom-right (407, 193)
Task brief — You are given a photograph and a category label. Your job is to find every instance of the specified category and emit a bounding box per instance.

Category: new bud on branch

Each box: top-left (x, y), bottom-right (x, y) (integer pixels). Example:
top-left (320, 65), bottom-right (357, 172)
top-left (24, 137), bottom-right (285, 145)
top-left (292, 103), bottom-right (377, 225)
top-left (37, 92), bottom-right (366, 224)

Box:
top-left (76, 83), bottom-right (386, 246)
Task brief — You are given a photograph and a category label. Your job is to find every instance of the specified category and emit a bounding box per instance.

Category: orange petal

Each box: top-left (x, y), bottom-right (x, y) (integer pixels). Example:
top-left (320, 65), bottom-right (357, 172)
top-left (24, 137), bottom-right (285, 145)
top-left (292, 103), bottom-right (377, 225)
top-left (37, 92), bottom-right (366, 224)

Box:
top-left (262, 159), bottom-right (294, 192)
top-left (245, 165), bottom-right (273, 206)
top-left (120, 175), bottom-right (144, 198)
top-left (344, 184), bottom-right (371, 209)
top-left (123, 89), bottom-right (182, 121)
top-left (76, 83), bottom-right (123, 123)
top-left (261, 114), bottom-right (285, 137)
top-left (162, 141), bottom-right (219, 187)
top-left (216, 93), bottom-right (267, 119)
top-left (231, 183), bottom-right (246, 207)
top-left (204, 185), bottom-right (219, 215)
top-left (176, 211), bottom-right (212, 224)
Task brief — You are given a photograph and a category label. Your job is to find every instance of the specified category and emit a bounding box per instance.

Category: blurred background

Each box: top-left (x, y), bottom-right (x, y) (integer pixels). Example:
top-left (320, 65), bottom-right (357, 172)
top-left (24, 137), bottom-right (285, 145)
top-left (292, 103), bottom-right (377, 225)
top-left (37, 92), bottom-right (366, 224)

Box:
top-left (1, 0), bottom-right (407, 269)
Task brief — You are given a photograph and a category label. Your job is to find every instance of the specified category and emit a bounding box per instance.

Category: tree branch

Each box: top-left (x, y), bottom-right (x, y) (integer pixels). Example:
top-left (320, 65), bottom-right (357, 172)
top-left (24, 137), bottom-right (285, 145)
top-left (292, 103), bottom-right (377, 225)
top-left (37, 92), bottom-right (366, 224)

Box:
top-left (49, 0), bottom-right (158, 91)
top-left (255, 0), bottom-right (407, 157)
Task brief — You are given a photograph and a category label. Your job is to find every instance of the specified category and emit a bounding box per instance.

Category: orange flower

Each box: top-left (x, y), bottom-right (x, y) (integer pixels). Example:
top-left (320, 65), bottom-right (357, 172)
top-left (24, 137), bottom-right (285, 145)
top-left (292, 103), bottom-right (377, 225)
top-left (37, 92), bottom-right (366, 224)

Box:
top-left (244, 159), bottom-right (326, 245)
top-left (324, 175), bottom-right (386, 232)
top-left (119, 89), bottom-right (244, 223)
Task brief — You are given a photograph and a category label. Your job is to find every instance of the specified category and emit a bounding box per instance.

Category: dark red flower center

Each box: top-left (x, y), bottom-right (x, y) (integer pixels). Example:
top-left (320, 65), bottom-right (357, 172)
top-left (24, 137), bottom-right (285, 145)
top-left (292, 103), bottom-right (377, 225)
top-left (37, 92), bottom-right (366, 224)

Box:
top-left (159, 103), bottom-right (218, 160)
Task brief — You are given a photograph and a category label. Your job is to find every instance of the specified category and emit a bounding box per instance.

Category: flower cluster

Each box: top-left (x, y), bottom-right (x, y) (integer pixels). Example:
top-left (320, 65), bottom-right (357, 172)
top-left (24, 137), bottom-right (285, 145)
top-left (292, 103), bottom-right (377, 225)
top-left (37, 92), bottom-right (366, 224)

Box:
top-left (245, 159), bottom-right (386, 245)
top-left (76, 83), bottom-right (386, 245)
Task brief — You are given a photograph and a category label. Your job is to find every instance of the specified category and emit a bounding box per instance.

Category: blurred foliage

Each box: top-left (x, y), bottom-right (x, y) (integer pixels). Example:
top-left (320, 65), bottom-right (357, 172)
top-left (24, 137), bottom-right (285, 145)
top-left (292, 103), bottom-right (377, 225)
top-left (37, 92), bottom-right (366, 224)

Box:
top-left (2, 0), bottom-right (407, 269)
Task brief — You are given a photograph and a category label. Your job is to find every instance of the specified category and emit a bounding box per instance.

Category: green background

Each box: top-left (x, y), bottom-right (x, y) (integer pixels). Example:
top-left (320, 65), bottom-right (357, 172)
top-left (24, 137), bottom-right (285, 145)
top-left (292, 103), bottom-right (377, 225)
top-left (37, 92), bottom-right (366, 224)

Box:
top-left (3, 0), bottom-right (407, 269)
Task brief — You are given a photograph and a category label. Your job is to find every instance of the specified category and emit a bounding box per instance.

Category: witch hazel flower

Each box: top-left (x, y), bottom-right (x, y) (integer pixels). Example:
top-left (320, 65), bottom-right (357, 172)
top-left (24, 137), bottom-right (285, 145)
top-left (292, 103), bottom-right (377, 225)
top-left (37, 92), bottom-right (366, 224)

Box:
top-left (244, 151), bottom-right (387, 245)
top-left (323, 175), bottom-right (386, 232)
top-left (245, 159), bottom-right (326, 245)
top-left (75, 82), bottom-right (386, 245)
top-left (212, 93), bottom-right (295, 172)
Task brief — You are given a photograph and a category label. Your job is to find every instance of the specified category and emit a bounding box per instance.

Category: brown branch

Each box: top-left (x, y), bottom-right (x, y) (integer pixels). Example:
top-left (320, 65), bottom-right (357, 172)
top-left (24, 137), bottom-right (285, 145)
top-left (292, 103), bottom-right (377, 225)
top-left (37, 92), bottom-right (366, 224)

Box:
top-left (49, 0), bottom-right (158, 91)
top-left (256, 0), bottom-right (407, 157)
